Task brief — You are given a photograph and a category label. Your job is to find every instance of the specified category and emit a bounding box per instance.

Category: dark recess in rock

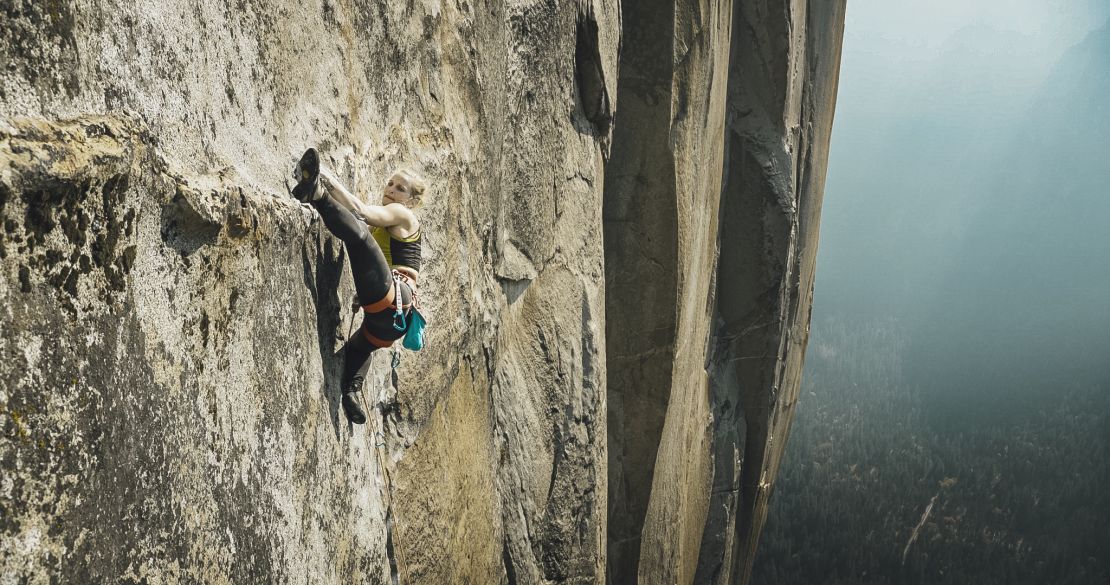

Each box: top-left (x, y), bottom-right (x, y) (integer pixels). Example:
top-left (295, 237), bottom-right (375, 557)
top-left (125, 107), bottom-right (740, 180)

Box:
top-left (21, 180), bottom-right (90, 248)
top-left (574, 10), bottom-right (612, 135)
top-left (161, 197), bottom-right (221, 255)
top-left (503, 537), bottom-right (520, 585)
top-left (603, 0), bottom-right (680, 581)
top-left (19, 264), bottom-right (31, 292)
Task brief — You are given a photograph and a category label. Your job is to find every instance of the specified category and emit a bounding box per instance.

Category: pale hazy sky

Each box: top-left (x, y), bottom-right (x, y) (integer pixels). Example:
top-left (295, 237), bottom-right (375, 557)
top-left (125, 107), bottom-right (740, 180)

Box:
top-left (833, 1), bottom-right (1110, 119)
top-left (815, 0), bottom-right (1110, 391)
top-left (846, 0), bottom-right (1110, 50)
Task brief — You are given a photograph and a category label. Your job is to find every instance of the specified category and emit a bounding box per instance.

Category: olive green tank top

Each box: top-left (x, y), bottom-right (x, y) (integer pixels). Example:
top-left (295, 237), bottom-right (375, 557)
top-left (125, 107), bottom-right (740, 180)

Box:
top-left (371, 226), bottom-right (421, 272)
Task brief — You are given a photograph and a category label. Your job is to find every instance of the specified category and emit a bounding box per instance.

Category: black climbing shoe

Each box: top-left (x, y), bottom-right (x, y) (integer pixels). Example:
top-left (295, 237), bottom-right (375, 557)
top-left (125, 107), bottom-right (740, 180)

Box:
top-left (341, 392), bottom-right (367, 425)
top-left (291, 148), bottom-right (324, 202)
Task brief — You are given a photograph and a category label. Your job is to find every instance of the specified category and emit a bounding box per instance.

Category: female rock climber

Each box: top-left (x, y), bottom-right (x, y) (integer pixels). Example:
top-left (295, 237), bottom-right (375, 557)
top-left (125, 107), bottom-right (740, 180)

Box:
top-left (291, 148), bottom-right (426, 425)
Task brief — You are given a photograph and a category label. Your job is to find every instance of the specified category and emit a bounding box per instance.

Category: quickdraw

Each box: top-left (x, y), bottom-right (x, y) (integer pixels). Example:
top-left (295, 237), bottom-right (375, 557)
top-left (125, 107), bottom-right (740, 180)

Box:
top-left (391, 271), bottom-right (407, 331)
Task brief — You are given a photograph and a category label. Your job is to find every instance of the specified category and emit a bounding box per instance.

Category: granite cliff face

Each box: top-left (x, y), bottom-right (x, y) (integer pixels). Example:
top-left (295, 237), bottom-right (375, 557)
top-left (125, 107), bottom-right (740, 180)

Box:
top-left (0, 1), bottom-right (843, 583)
top-left (605, 2), bottom-right (845, 584)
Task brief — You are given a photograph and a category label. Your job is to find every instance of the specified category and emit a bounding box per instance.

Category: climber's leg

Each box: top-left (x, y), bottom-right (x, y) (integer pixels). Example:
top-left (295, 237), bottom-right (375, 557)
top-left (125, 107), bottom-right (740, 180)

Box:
top-left (292, 148), bottom-right (326, 202)
top-left (293, 148), bottom-right (392, 425)
top-left (310, 195), bottom-right (393, 306)
top-left (339, 329), bottom-right (375, 425)
top-left (337, 301), bottom-right (411, 425)
top-left (338, 290), bottom-right (414, 424)
top-left (312, 194), bottom-right (392, 426)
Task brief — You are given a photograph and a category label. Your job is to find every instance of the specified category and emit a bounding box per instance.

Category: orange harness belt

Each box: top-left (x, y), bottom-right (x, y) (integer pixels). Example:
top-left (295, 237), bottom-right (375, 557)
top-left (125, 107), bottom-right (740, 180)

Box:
top-left (361, 284), bottom-right (396, 314)
top-left (360, 271), bottom-right (417, 348)
top-left (362, 328), bottom-right (396, 349)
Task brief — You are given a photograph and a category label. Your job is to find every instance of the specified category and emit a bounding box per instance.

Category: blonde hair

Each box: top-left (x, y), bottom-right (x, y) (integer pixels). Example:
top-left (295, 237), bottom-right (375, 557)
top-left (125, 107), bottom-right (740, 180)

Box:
top-left (393, 168), bottom-right (427, 208)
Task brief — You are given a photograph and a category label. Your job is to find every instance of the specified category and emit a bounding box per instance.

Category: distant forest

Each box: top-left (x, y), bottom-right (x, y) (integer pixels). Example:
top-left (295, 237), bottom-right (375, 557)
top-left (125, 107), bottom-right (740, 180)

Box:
top-left (751, 12), bottom-right (1110, 585)
top-left (751, 316), bottom-right (1110, 585)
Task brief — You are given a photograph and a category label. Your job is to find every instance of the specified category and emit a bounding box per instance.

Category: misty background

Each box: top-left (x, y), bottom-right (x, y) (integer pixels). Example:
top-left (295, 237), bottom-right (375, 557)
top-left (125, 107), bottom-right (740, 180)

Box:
top-left (754, 1), bottom-right (1110, 583)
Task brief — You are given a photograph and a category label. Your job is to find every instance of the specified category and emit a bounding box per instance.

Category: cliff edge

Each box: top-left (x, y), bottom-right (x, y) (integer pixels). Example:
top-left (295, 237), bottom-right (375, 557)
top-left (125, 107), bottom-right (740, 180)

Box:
top-left (0, 1), bottom-right (843, 583)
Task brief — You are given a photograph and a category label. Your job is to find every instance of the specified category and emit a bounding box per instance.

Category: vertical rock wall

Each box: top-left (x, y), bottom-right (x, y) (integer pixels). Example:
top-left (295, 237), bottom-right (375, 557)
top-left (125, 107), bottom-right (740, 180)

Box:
top-left (603, 1), bottom-right (731, 583)
top-left (1, 1), bottom-right (843, 584)
top-left (1, 1), bottom-right (618, 583)
top-left (703, 2), bottom-right (847, 583)
top-left (604, 1), bottom-right (845, 584)
top-left (602, 1), bottom-right (681, 580)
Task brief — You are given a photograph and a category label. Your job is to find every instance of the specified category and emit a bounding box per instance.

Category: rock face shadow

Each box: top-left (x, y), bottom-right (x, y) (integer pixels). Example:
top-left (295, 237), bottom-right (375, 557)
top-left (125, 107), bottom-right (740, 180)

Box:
top-left (333, 324), bottom-right (377, 427)
top-left (301, 233), bottom-right (347, 439)
top-left (160, 189), bottom-right (222, 257)
top-left (573, 8), bottom-right (612, 138)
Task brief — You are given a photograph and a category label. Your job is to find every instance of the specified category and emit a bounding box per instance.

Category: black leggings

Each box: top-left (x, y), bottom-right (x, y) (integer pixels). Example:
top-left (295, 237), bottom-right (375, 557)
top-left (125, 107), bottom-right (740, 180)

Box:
top-left (312, 196), bottom-right (412, 393)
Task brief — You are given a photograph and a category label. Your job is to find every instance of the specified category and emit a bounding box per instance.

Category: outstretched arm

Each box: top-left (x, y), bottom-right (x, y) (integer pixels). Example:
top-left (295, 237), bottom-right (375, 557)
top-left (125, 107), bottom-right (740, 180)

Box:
top-left (357, 202), bottom-right (417, 233)
top-left (319, 169), bottom-right (418, 235)
top-left (319, 168), bottom-right (364, 216)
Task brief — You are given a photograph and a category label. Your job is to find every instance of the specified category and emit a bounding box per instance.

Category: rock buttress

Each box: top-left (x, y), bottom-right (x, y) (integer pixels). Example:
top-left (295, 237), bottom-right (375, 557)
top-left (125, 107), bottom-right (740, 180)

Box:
top-left (700, 2), bottom-right (848, 584)
top-left (603, 1), bottom-right (731, 584)
top-left (604, 1), bottom-right (846, 584)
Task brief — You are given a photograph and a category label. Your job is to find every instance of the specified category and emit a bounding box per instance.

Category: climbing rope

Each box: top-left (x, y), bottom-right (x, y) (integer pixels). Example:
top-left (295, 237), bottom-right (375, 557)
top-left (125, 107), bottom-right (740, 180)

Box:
top-left (345, 304), bottom-right (409, 583)
top-left (370, 407), bottom-right (405, 584)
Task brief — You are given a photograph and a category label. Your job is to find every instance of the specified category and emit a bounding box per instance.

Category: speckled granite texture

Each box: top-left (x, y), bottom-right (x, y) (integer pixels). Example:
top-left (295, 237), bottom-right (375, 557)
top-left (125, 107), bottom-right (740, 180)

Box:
top-left (0, 1), bottom-right (843, 583)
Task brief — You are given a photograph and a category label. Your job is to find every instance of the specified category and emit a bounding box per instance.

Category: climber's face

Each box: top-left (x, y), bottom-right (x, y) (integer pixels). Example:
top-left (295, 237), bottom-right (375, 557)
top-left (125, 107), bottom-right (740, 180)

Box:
top-left (382, 173), bottom-right (415, 206)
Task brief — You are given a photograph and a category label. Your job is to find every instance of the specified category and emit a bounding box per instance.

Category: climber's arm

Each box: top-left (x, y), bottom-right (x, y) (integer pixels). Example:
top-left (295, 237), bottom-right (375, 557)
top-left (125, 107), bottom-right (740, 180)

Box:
top-left (358, 202), bottom-right (418, 233)
top-left (319, 169), bottom-right (364, 216)
top-left (316, 168), bottom-right (418, 234)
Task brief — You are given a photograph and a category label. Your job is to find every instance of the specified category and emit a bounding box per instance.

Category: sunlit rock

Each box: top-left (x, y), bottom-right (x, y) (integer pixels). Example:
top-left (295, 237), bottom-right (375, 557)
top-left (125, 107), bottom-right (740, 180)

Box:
top-left (1, 1), bottom-right (843, 583)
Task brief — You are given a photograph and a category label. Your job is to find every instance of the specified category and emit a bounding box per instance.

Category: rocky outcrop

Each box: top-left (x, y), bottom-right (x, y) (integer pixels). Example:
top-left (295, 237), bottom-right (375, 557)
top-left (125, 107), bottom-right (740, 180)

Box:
top-left (604, 1), bottom-right (845, 584)
top-left (1, 1), bottom-right (842, 584)
top-left (603, 2), bottom-right (730, 583)
top-left (705, 3), bottom-right (847, 583)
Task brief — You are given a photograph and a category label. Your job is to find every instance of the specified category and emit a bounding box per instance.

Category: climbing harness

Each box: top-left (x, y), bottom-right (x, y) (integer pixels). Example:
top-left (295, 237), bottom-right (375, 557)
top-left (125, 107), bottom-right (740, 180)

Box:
top-left (359, 272), bottom-right (413, 349)
top-left (361, 283), bottom-right (397, 314)
top-left (400, 272), bottom-right (426, 352)
top-left (391, 271), bottom-right (407, 332)
top-left (377, 269), bottom-right (425, 352)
